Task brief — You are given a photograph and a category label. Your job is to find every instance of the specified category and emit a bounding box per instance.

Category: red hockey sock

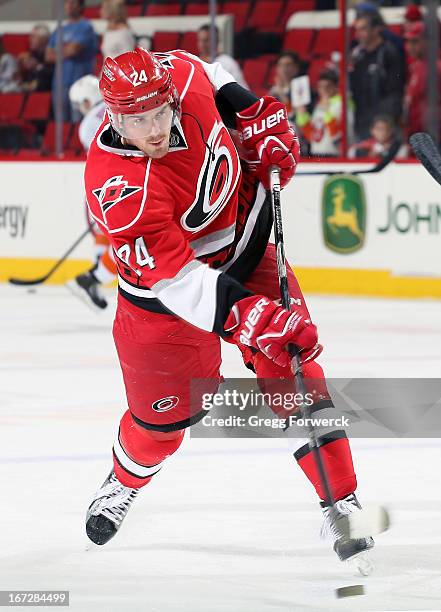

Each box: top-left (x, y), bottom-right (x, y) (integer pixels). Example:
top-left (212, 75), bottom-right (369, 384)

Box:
top-left (253, 354), bottom-right (357, 501)
top-left (113, 410), bottom-right (185, 488)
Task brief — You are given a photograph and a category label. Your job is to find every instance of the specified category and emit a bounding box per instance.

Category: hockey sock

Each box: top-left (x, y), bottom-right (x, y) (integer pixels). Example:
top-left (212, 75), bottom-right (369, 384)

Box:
top-left (113, 410), bottom-right (185, 488)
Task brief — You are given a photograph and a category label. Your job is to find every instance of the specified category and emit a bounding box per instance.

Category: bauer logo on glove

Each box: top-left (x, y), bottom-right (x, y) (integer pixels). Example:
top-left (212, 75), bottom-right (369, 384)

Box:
top-left (236, 96), bottom-right (300, 190)
top-left (225, 295), bottom-right (319, 368)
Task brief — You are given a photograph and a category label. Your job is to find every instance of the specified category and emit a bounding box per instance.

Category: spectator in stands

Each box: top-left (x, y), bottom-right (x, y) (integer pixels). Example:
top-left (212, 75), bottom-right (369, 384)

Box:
top-left (348, 114), bottom-right (408, 158)
top-left (101, 0), bottom-right (136, 60)
top-left (197, 24), bottom-right (248, 89)
top-left (403, 22), bottom-right (441, 139)
top-left (354, 3), bottom-right (404, 58)
top-left (268, 51), bottom-right (304, 123)
top-left (349, 11), bottom-right (405, 141)
top-left (295, 69), bottom-right (351, 157)
top-left (18, 25), bottom-right (53, 92)
top-left (404, 4), bottom-right (423, 32)
top-left (45, 0), bottom-right (97, 121)
top-left (0, 37), bottom-right (20, 92)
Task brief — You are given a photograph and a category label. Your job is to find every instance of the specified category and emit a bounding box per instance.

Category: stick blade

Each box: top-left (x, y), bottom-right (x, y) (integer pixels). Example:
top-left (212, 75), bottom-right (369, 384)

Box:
top-left (409, 132), bottom-right (441, 186)
top-left (8, 276), bottom-right (47, 286)
top-left (336, 505), bottom-right (390, 539)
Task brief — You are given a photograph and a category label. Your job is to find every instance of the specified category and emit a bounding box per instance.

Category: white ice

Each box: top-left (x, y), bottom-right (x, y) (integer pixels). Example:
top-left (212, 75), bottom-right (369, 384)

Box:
top-left (1, 285), bottom-right (441, 612)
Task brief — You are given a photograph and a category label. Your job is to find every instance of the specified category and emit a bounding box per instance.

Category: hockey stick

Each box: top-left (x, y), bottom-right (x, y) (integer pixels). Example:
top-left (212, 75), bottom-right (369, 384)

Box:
top-left (8, 224), bottom-right (94, 286)
top-left (269, 167), bottom-right (390, 539)
top-left (295, 138), bottom-right (401, 177)
top-left (269, 166), bottom-right (335, 507)
top-left (409, 132), bottom-right (441, 187)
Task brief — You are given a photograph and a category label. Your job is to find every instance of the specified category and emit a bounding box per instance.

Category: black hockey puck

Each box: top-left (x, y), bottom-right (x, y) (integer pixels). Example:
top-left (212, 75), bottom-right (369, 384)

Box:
top-left (335, 584), bottom-right (365, 598)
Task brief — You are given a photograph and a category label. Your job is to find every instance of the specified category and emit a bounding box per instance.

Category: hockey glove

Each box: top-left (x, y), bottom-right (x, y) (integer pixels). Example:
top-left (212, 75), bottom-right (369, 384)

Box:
top-left (224, 295), bottom-right (319, 368)
top-left (236, 96), bottom-right (300, 189)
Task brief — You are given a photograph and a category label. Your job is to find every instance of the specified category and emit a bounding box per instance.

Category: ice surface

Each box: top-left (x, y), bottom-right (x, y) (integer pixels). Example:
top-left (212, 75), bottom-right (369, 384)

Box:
top-left (1, 285), bottom-right (440, 611)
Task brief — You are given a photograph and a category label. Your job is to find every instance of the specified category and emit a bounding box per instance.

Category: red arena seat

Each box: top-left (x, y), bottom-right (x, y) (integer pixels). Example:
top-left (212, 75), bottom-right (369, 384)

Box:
top-left (281, 0), bottom-right (315, 26)
top-left (248, 0), bottom-right (283, 31)
top-left (183, 3), bottom-right (210, 16)
top-left (180, 32), bottom-right (199, 55)
top-left (126, 5), bottom-right (143, 16)
top-left (283, 29), bottom-right (314, 57)
top-left (313, 28), bottom-right (339, 57)
top-left (2, 33), bottom-right (29, 55)
top-left (0, 93), bottom-right (25, 122)
top-left (242, 58), bottom-right (271, 91)
top-left (83, 6), bottom-right (101, 18)
top-left (152, 32), bottom-right (181, 52)
top-left (41, 122), bottom-right (72, 154)
top-left (22, 92), bottom-right (51, 122)
top-left (220, 2), bottom-right (250, 31)
top-left (145, 3), bottom-right (182, 16)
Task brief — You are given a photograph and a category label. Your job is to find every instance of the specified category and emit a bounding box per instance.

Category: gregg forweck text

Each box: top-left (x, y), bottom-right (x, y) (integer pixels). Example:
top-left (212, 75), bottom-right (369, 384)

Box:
top-left (0, 205), bottom-right (29, 238)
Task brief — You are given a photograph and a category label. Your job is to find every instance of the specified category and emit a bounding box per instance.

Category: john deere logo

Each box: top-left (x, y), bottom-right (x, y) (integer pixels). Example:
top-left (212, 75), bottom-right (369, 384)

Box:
top-left (322, 175), bottom-right (366, 253)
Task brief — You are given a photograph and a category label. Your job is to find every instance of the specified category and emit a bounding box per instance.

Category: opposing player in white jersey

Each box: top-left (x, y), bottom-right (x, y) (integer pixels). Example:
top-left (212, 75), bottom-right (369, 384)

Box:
top-left (68, 75), bottom-right (117, 309)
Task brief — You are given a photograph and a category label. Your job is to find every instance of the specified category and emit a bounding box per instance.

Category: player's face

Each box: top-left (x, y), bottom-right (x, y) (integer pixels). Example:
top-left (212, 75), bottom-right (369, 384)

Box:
top-left (113, 104), bottom-right (174, 159)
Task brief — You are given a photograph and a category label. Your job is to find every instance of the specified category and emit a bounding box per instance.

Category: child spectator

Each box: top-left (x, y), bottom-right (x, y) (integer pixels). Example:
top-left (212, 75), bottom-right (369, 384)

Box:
top-left (295, 69), bottom-right (350, 157)
top-left (101, 0), bottom-right (136, 60)
top-left (45, 0), bottom-right (97, 121)
top-left (348, 114), bottom-right (407, 158)
top-left (18, 24), bottom-right (53, 92)
top-left (268, 51), bottom-right (303, 122)
top-left (0, 37), bottom-right (20, 92)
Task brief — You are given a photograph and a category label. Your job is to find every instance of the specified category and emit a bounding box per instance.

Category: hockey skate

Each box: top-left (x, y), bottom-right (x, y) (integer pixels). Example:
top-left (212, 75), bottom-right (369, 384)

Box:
top-left (67, 270), bottom-right (107, 310)
top-left (321, 493), bottom-right (375, 576)
top-left (86, 471), bottom-right (139, 545)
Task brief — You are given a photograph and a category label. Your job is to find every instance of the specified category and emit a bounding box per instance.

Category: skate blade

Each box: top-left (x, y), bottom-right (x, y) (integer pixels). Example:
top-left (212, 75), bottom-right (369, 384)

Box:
top-left (348, 551), bottom-right (375, 576)
top-left (337, 505), bottom-right (390, 539)
top-left (65, 280), bottom-right (105, 313)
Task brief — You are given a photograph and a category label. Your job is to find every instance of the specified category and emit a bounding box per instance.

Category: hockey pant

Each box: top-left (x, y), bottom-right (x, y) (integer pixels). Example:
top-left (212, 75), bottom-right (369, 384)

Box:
top-left (112, 244), bottom-right (356, 501)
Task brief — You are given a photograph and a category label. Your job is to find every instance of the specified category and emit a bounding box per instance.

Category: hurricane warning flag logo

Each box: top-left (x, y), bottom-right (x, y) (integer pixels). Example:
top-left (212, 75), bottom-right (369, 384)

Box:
top-left (92, 176), bottom-right (142, 222)
top-left (322, 175), bottom-right (366, 254)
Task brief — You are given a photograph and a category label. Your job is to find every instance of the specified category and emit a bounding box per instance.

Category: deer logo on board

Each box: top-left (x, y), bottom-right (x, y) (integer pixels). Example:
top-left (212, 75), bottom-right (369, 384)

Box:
top-left (322, 175), bottom-right (366, 253)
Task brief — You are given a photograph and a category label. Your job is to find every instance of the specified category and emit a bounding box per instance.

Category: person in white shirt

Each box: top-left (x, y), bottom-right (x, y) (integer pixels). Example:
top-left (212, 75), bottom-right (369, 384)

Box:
top-left (100, 0), bottom-right (136, 60)
top-left (0, 37), bottom-right (20, 92)
top-left (197, 24), bottom-right (248, 89)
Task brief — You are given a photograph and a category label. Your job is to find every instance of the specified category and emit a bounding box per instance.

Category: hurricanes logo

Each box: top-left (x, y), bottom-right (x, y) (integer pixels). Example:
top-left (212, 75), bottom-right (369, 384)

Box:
top-left (181, 121), bottom-right (240, 232)
top-left (152, 396), bottom-right (179, 412)
top-left (322, 175), bottom-right (366, 254)
top-left (92, 176), bottom-right (142, 222)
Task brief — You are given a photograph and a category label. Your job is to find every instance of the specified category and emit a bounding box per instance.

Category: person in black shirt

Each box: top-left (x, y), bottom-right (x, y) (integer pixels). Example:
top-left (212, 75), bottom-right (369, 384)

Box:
top-left (349, 11), bottom-right (405, 140)
top-left (18, 24), bottom-right (53, 92)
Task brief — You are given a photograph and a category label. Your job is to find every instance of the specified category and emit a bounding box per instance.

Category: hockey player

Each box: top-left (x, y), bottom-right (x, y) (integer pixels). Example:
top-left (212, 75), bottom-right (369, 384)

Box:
top-left (67, 75), bottom-right (118, 310)
top-left (83, 47), bottom-right (373, 568)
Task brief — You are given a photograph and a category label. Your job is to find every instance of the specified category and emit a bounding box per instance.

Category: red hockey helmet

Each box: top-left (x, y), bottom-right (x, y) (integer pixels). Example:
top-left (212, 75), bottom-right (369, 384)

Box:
top-left (100, 47), bottom-right (180, 136)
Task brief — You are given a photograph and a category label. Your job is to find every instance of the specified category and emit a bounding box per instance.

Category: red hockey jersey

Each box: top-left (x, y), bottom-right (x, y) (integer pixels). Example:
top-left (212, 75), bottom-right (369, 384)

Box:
top-left (85, 51), bottom-right (271, 334)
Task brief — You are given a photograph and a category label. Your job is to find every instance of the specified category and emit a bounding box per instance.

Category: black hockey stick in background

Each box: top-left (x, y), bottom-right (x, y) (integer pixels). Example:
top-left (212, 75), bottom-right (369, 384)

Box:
top-left (269, 167), bottom-right (390, 538)
top-left (295, 138), bottom-right (401, 177)
top-left (8, 224), bottom-right (94, 286)
top-left (409, 132), bottom-right (441, 186)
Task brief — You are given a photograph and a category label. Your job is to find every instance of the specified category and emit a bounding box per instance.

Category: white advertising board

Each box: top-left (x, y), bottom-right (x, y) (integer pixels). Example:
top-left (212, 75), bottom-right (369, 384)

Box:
top-left (1, 160), bottom-right (440, 295)
top-left (283, 162), bottom-right (441, 278)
